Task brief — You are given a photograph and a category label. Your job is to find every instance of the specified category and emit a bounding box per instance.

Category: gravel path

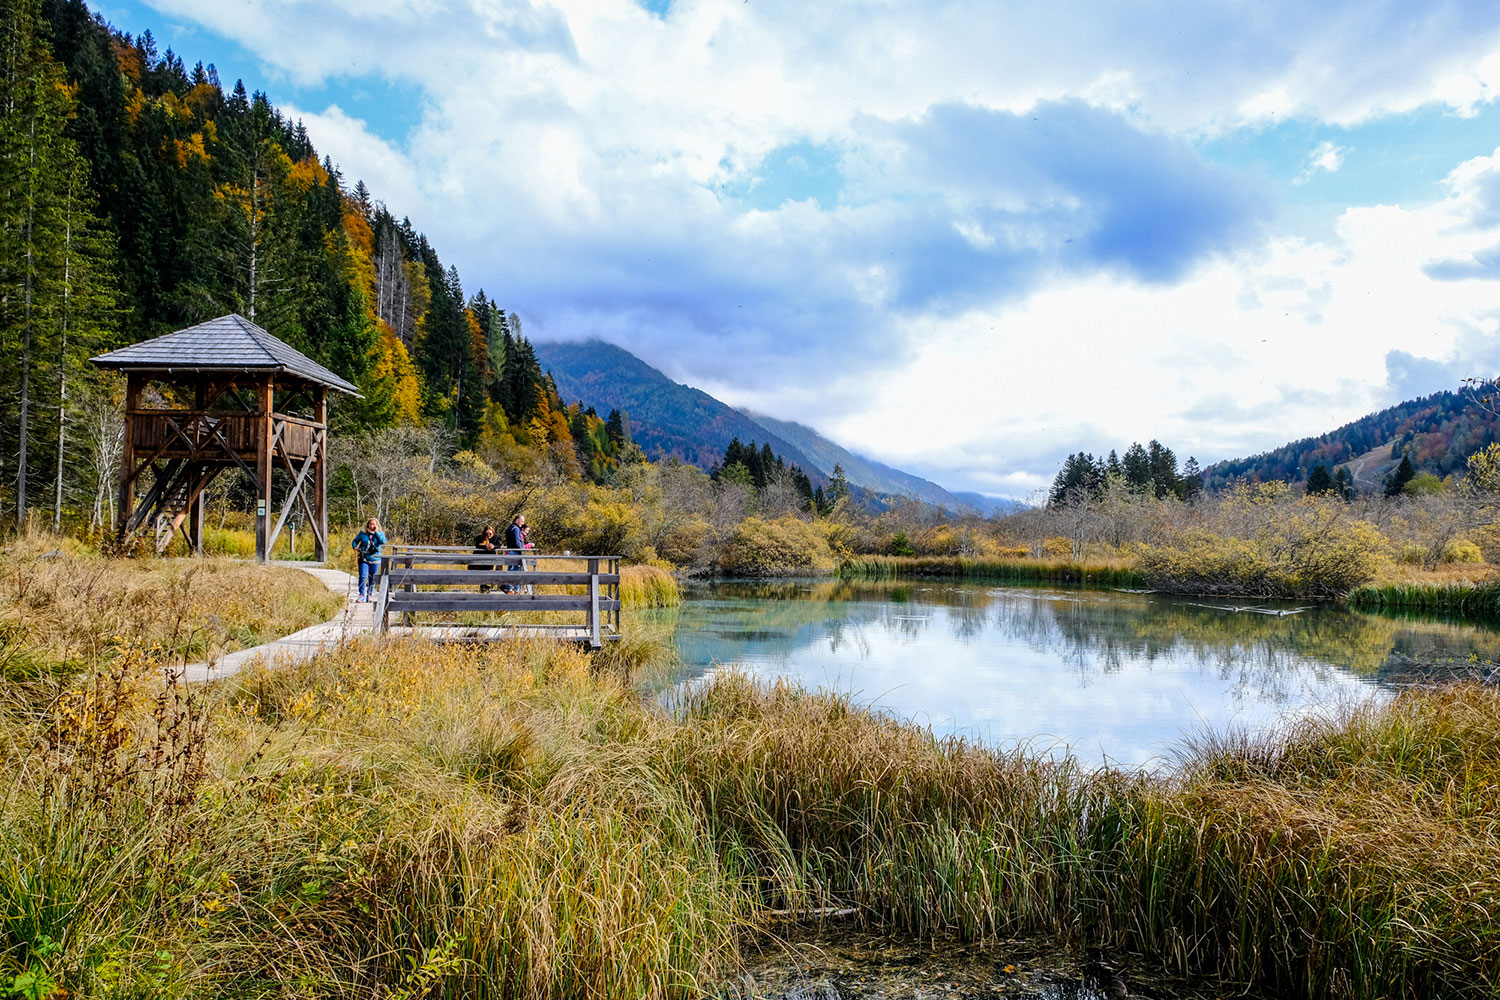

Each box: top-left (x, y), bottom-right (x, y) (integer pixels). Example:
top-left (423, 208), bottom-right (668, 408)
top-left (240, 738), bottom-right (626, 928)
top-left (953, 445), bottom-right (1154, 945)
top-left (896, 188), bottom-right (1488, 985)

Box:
top-left (172, 562), bottom-right (375, 682)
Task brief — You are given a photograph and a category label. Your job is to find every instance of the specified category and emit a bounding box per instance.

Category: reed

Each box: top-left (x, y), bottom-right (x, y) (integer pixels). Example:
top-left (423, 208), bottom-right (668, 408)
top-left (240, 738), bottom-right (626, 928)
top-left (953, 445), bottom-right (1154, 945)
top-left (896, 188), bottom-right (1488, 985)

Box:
top-left (1347, 580), bottom-right (1500, 619)
top-left (3, 569), bottom-right (1499, 999)
top-left (620, 563), bottom-right (682, 609)
top-left (838, 554), bottom-right (1147, 588)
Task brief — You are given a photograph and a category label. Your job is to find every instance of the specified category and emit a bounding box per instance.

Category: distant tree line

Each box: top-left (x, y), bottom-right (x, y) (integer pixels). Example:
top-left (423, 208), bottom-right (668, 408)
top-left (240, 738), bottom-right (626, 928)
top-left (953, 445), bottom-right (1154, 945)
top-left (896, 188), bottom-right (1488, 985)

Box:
top-left (1048, 441), bottom-right (1203, 507)
top-left (712, 438), bottom-right (845, 515)
top-left (1204, 389), bottom-right (1500, 490)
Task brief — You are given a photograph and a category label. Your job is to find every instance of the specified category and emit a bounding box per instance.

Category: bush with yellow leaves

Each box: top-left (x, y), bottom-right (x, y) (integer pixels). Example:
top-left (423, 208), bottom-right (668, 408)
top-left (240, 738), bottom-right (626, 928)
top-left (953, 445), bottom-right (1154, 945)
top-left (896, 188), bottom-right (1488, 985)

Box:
top-left (1139, 493), bottom-right (1389, 598)
top-left (712, 516), bottom-right (837, 576)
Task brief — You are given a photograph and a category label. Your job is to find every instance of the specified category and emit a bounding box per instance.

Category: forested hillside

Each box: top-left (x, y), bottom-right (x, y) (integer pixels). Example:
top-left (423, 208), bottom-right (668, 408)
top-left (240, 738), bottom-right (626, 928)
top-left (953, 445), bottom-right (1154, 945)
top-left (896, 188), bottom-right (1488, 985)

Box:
top-left (0, 0), bottom-right (638, 529)
top-left (1204, 389), bottom-right (1500, 490)
top-left (535, 339), bottom-right (824, 475)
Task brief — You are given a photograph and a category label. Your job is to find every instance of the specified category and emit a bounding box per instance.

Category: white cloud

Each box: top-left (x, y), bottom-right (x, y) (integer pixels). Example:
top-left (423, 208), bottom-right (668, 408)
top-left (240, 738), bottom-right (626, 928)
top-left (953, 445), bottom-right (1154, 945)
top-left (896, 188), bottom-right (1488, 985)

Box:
top-left (131, 0), bottom-right (1500, 496)
top-left (815, 155), bottom-right (1500, 493)
top-left (1295, 140), bottom-right (1347, 183)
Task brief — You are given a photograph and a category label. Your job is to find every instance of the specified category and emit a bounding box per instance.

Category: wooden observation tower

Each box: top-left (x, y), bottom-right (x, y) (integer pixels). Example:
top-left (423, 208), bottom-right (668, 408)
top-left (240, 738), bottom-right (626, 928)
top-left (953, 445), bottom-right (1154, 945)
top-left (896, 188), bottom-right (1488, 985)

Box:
top-left (90, 314), bottom-right (360, 562)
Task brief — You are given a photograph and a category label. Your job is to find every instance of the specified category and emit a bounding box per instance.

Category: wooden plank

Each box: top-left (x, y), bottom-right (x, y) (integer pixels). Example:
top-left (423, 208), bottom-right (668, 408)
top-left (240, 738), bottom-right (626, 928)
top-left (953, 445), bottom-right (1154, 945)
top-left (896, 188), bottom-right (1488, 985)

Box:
top-left (589, 557), bottom-right (601, 649)
top-left (384, 597), bottom-right (622, 613)
top-left (376, 566), bottom-right (392, 633)
top-left (381, 551), bottom-right (614, 564)
top-left (385, 570), bottom-right (620, 586)
top-left (385, 625), bottom-right (621, 643)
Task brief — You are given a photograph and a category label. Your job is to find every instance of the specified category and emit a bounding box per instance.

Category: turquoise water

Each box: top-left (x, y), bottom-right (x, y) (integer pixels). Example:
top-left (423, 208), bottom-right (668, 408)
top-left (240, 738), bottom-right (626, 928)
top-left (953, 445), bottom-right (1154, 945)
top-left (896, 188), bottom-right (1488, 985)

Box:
top-left (659, 580), bottom-right (1500, 769)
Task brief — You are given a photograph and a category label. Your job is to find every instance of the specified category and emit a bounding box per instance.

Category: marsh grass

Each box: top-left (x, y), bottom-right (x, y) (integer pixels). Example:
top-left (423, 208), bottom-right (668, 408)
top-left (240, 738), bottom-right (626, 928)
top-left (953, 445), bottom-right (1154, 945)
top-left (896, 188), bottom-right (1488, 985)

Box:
top-left (839, 554), bottom-right (1147, 588)
top-left (620, 564), bottom-right (681, 609)
top-left (1348, 579), bottom-right (1500, 619)
top-left (4, 565), bottom-right (1500, 998)
top-left (0, 544), bottom-right (342, 681)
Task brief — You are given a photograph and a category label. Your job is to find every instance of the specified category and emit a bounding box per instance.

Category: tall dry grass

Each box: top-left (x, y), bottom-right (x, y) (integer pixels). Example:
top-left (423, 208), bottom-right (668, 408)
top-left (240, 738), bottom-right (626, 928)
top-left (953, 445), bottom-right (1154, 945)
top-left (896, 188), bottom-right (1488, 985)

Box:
top-left (3, 627), bottom-right (1498, 998)
top-left (0, 544), bottom-right (342, 680)
top-left (839, 554), bottom-right (1147, 588)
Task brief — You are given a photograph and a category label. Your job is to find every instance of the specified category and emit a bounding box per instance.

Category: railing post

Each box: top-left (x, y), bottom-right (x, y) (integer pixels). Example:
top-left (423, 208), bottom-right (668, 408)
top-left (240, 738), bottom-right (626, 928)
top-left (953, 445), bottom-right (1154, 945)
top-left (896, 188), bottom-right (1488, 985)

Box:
top-left (401, 552), bottom-right (416, 628)
top-left (588, 556), bottom-right (601, 649)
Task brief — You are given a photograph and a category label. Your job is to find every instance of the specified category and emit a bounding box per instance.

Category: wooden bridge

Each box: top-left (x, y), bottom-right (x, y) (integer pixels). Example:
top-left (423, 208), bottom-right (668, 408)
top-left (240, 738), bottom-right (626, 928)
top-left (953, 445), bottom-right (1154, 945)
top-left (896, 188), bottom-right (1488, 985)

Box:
top-left (374, 545), bottom-right (622, 648)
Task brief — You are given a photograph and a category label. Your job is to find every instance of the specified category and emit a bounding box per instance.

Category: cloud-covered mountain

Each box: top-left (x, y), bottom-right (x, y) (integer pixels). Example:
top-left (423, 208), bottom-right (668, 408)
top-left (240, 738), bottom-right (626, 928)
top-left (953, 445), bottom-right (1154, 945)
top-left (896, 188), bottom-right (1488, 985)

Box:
top-left (536, 339), bottom-right (1008, 512)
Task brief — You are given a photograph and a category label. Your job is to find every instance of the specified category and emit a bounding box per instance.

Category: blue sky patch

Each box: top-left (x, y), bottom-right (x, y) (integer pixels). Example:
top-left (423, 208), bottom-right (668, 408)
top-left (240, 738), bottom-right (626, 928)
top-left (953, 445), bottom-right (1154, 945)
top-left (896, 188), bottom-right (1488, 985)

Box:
top-left (1201, 102), bottom-right (1500, 237)
top-left (97, 0), bottom-right (425, 148)
top-left (721, 141), bottom-right (843, 212)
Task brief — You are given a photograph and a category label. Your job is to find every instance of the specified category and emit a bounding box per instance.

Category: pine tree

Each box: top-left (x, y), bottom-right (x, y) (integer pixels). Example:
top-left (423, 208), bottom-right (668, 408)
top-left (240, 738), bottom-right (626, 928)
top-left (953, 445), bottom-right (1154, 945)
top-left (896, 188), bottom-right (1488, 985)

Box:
top-left (1180, 457), bottom-right (1203, 501)
top-left (1306, 464), bottom-right (1334, 496)
top-left (1121, 442), bottom-right (1151, 493)
top-left (1384, 456), bottom-right (1416, 497)
top-left (0, 0), bottom-right (92, 523)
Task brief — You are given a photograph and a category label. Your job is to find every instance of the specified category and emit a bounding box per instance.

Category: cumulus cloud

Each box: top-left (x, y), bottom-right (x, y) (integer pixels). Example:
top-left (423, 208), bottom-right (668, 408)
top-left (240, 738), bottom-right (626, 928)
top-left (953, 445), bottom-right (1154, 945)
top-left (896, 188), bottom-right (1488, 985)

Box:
top-left (129, 0), bottom-right (1500, 495)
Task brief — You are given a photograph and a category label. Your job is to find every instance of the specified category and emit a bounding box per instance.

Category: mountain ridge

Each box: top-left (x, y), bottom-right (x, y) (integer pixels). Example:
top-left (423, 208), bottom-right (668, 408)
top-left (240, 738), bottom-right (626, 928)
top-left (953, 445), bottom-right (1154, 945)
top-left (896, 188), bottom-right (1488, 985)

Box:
top-left (1203, 388), bottom-right (1500, 489)
top-left (535, 338), bottom-right (1007, 511)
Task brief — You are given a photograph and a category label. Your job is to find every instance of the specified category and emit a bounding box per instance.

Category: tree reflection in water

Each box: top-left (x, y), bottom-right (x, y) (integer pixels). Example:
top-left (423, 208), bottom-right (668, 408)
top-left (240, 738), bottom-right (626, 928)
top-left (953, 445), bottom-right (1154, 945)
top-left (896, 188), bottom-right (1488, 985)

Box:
top-left (660, 580), bottom-right (1500, 768)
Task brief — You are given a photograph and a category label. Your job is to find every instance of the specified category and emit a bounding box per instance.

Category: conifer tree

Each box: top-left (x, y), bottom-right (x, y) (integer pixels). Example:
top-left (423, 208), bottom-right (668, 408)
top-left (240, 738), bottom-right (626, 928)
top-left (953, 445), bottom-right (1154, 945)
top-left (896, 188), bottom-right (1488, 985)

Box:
top-left (1305, 464), bottom-right (1334, 496)
top-left (1384, 456), bottom-right (1416, 497)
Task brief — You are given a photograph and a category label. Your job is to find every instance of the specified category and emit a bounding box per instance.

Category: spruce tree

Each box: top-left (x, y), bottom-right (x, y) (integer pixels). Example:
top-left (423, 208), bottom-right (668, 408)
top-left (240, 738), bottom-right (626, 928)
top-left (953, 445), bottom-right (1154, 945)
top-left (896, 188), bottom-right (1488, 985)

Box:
top-left (1384, 456), bottom-right (1416, 497)
top-left (1306, 464), bottom-right (1335, 495)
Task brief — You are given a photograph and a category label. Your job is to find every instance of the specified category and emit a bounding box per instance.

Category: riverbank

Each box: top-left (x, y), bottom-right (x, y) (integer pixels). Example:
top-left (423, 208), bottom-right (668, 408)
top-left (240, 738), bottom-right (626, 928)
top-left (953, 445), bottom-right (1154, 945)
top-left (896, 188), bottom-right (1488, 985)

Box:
top-left (841, 554), bottom-right (1500, 620)
top-left (3, 596), bottom-right (1498, 997)
top-left (838, 554), bottom-right (1147, 588)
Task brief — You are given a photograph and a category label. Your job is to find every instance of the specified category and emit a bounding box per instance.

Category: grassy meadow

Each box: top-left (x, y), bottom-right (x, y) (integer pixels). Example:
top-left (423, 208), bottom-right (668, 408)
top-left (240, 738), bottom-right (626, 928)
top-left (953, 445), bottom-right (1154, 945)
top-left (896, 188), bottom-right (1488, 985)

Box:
top-left (0, 538), bottom-right (343, 682)
top-left (0, 553), bottom-right (1498, 999)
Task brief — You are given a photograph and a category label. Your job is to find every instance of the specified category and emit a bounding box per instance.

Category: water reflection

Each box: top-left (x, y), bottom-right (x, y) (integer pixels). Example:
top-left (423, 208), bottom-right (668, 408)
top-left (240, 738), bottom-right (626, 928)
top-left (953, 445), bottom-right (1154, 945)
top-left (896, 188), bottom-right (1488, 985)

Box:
top-left (657, 581), bottom-right (1500, 769)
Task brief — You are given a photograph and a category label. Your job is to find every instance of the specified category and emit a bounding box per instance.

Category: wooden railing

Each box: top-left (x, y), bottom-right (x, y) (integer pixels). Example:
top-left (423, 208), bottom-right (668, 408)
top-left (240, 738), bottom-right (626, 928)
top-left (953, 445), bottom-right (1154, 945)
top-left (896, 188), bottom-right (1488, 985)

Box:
top-left (128, 410), bottom-right (319, 459)
top-left (374, 545), bottom-right (621, 648)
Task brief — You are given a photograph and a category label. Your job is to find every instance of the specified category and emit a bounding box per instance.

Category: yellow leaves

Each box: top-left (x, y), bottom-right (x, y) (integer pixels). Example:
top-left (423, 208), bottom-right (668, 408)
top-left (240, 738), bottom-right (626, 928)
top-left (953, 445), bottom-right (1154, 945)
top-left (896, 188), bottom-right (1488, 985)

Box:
top-left (171, 132), bottom-right (208, 168)
top-left (123, 89), bottom-right (147, 127)
top-left (287, 156), bottom-right (329, 193)
top-left (185, 82), bottom-right (219, 120)
top-left (368, 329), bottom-right (423, 425)
top-left (1466, 442), bottom-right (1500, 494)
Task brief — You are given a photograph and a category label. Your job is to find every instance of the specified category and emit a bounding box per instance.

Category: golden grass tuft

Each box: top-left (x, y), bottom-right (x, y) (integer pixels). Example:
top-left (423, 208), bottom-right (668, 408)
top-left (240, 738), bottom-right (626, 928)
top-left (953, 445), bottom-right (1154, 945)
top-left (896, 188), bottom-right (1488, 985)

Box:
top-left (620, 563), bottom-right (681, 609)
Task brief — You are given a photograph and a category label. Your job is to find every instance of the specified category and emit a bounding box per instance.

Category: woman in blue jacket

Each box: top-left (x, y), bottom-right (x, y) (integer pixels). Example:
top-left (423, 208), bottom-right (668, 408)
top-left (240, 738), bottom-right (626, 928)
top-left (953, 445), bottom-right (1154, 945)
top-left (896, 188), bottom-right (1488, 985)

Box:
top-left (351, 518), bottom-right (387, 602)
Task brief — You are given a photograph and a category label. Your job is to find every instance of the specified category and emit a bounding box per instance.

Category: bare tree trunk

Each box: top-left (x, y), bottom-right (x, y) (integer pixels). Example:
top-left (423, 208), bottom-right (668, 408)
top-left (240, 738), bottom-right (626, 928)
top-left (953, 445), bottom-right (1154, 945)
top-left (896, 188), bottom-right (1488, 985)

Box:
top-left (17, 111), bottom-right (35, 526)
top-left (52, 176), bottom-right (71, 531)
top-left (247, 169), bottom-right (258, 321)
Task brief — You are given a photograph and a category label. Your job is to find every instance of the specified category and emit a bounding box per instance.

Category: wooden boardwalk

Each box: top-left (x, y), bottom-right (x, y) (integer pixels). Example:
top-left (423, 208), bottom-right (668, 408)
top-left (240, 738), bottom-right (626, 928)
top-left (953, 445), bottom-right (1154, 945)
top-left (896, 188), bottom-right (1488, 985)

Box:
top-left (170, 551), bottom-right (623, 683)
top-left (376, 545), bottom-right (622, 648)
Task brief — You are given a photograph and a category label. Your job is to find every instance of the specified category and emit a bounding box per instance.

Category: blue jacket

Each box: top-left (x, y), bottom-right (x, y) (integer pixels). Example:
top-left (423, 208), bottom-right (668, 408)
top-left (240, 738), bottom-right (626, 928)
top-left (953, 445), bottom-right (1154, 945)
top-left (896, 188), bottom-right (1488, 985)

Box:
top-left (504, 522), bottom-right (527, 550)
top-left (352, 530), bottom-right (386, 563)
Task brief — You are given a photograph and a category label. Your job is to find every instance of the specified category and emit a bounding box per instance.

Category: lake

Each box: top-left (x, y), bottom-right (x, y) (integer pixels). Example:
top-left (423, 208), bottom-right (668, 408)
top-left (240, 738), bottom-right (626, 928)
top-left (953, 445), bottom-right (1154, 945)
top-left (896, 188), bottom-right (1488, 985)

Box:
top-left (656, 579), bottom-right (1500, 769)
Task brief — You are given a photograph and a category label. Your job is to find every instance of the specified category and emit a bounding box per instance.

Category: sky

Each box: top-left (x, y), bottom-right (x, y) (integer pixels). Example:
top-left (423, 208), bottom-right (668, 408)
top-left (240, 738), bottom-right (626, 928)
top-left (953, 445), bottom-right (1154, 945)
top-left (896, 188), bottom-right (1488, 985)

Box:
top-left (96, 0), bottom-right (1500, 499)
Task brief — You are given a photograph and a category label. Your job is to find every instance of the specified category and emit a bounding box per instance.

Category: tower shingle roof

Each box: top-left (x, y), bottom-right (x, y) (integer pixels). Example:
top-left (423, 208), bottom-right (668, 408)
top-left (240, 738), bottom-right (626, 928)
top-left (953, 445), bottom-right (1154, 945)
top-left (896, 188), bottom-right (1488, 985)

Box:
top-left (90, 314), bottom-right (360, 395)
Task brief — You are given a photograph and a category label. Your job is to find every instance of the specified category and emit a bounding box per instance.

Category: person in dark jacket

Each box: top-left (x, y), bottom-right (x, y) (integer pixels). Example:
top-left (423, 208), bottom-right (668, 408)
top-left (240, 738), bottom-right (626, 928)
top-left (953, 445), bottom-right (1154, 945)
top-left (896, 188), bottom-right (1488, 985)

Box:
top-left (501, 515), bottom-right (528, 592)
top-left (471, 524), bottom-right (497, 592)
